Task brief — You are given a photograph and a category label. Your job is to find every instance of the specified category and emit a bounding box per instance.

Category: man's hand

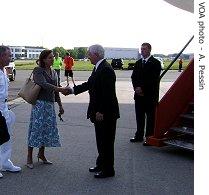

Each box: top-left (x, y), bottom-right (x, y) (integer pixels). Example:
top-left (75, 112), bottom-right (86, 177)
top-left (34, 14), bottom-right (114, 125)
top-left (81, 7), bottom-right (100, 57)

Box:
top-left (56, 86), bottom-right (72, 95)
top-left (61, 87), bottom-right (73, 96)
top-left (95, 112), bottom-right (104, 122)
top-left (135, 87), bottom-right (144, 96)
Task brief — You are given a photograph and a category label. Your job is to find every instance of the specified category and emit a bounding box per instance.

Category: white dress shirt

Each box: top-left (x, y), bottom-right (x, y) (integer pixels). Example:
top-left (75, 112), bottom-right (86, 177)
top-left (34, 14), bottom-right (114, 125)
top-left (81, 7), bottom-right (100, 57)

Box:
top-left (142, 55), bottom-right (151, 63)
top-left (95, 59), bottom-right (105, 71)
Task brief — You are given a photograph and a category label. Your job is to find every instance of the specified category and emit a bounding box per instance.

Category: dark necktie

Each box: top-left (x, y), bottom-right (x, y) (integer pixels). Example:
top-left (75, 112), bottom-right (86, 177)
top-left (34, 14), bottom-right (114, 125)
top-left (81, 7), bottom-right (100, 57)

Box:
top-left (142, 60), bottom-right (146, 68)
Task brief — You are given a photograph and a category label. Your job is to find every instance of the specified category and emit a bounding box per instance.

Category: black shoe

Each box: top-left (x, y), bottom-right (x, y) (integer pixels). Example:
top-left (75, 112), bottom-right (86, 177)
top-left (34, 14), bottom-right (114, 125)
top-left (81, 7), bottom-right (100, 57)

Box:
top-left (130, 137), bottom-right (143, 143)
top-left (94, 171), bottom-right (115, 178)
top-left (89, 166), bottom-right (101, 173)
top-left (143, 141), bottom-right (151, 146)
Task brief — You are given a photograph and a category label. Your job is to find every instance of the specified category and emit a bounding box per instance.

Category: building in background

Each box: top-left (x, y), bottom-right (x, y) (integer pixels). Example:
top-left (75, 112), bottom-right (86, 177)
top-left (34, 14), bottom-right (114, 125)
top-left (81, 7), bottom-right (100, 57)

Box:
top-left (104, 47), bottom-right (139, 59)
top-left (73, 47), bottom-right (140, 60)
top-left (9, 46), bottom-right (45, 59)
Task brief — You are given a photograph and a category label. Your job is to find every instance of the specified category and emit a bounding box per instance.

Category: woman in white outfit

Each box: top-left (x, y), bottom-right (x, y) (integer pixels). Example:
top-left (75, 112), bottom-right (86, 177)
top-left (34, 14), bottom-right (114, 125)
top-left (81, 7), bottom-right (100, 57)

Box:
top-left (0, 46), bottom-right (21, 178)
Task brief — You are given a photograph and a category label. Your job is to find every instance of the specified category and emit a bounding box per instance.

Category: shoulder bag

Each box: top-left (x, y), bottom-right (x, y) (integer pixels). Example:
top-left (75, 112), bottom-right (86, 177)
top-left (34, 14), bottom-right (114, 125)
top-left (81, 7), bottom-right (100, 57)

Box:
top-left (18, 71), bottom-right (41, 105)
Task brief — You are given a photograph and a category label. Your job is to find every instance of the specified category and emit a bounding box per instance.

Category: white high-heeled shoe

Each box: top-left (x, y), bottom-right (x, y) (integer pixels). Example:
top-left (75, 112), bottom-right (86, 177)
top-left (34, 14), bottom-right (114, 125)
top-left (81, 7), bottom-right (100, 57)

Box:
top-left (0, 172), bottom-right (3, 178)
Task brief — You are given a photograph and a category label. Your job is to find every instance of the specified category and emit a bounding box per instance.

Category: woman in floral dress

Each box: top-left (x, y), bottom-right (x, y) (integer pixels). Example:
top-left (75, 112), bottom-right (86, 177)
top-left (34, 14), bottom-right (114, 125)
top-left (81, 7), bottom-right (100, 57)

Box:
top-left (26, 49), bottom-right (68, 169)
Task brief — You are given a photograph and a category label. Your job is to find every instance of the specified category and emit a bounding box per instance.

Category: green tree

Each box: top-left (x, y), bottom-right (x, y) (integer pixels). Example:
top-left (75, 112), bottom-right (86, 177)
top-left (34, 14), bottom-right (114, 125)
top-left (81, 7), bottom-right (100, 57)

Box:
top-left (77, 47), bottom-right (87, 59)
top-left (52, 47), bottom-right (67, 59)
top-left (68, 49), bottom-right (78, 59)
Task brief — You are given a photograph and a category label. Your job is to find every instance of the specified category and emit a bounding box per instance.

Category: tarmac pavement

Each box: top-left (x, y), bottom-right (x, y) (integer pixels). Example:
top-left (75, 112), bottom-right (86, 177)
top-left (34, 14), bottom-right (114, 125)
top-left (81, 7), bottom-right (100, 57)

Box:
top-left (0, 78), bottom-right (193, 195)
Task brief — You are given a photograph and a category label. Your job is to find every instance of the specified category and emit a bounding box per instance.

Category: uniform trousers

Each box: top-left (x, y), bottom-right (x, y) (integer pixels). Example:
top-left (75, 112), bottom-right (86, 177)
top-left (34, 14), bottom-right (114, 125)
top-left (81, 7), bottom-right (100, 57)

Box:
top-left (0, 102), bottom-right (15, 169)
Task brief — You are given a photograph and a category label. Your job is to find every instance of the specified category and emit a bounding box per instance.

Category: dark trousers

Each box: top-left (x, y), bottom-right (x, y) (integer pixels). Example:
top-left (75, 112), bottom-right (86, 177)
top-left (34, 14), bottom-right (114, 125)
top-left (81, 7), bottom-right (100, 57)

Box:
top-left (54, 69), bottom-right (61, 85)
top-left (135, 98), bottom-right (156, 139)
top-left (94, 119), bottom-right (116, 172)
top-left (178, 64), bottom-right (182, 71)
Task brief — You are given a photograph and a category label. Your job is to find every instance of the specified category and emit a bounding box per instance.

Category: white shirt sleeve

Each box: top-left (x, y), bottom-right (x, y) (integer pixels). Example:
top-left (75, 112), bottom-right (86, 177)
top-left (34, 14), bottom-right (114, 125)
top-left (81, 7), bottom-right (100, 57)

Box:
top-left (0, 71), bottom-right (8, 99)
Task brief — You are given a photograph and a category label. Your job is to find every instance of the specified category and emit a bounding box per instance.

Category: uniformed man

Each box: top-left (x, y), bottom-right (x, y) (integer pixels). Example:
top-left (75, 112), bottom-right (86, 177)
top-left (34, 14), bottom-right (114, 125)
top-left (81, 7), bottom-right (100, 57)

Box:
top-left (0, 46), bottom-right (21, 178)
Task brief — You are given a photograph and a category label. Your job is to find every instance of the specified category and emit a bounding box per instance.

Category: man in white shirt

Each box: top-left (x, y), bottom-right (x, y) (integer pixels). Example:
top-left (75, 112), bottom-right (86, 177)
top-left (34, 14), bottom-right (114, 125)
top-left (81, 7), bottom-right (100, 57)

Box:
top-left (0, 46), bottom-right (21, 178)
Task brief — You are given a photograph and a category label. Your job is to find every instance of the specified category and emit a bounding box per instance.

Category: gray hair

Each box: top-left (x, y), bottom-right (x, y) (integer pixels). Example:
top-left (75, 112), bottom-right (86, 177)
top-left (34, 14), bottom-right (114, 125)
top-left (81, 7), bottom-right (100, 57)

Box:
top-left (88, 44), bottom-right (105, 58)
top-left (0, 45), bottom-right (10, 55)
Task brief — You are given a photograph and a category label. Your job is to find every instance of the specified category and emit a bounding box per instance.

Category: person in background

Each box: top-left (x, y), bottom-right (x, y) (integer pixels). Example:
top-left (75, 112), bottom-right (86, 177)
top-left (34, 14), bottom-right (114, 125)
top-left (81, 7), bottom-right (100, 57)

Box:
top-left (130, 43), bottom-right (161, 146)
top-left (64, 52), bottom-right (75, 86)
top-left (0, 46), bottom-right (21, 178)
top-left (26, 49), bottom-right (69, 169)
top-left (67, 44), bottom-right (120, 178)
top-left (178, 58), bottom-right (183, 72)
top-left (52, 52), bottom-right (62, 86)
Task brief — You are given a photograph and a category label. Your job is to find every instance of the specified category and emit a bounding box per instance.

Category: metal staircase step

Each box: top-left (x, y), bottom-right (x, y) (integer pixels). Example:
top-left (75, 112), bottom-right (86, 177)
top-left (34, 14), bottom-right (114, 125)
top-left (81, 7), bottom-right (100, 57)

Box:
top-left (180, 113), bottom-right (194, 128)
top-left (170, 127), bottom-right (194, 135)
top-left (180, 113), bottom-right (194, 120)
top-left (164, 138), bottom-right (194, 151)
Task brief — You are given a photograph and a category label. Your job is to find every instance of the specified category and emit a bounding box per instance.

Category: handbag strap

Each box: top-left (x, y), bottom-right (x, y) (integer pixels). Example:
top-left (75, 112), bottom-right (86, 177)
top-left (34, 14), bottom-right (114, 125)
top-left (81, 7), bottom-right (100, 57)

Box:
top-left (29, 71), bottom-right (33, 79)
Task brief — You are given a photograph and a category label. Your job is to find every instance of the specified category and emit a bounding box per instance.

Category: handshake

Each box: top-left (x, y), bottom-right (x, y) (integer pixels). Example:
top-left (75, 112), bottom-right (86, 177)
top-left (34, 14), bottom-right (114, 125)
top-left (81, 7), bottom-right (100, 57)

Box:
top-left (58, 86), bottom-right (73, 96)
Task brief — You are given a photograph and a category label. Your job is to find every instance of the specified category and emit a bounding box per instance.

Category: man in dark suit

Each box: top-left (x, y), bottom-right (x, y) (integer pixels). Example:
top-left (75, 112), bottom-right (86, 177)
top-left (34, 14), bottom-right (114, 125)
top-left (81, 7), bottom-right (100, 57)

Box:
top-left (70, 44), bottom-right (120, 178)
top-left (130, 43), bottom-right (161, 146)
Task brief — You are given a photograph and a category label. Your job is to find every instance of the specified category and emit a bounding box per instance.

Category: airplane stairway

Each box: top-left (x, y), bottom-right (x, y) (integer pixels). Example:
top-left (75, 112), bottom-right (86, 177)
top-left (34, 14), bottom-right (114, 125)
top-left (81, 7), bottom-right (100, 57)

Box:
top-left (146, 59), bottom-right (194, 150)
top-left (164, 101), bottom-right (194, 151)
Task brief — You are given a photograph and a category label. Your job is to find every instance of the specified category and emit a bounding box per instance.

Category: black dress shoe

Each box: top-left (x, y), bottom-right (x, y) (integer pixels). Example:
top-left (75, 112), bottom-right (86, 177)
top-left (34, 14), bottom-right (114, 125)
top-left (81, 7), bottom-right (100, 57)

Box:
top-left (89, 166), bottom-right (101, 173)
top-left (94, 171), bottom-right (115, 178)
top-left (130, 137), bottom-right (143, 143)
top-left (143, 141), bottom-right (151, 146)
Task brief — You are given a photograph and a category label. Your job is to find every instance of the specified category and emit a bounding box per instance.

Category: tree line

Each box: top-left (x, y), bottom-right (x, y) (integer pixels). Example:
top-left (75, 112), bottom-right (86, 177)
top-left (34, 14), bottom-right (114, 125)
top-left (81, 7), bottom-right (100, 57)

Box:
top-left (52, 47), bottom-right (87, 59)
top-left (52, 46), bottom-right (192, 61)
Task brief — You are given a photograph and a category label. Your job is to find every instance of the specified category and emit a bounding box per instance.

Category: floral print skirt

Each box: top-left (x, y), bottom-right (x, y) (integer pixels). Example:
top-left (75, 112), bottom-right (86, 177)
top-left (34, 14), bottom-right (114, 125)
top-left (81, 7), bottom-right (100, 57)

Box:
top-left (28, 100), bottom-right (61, 148)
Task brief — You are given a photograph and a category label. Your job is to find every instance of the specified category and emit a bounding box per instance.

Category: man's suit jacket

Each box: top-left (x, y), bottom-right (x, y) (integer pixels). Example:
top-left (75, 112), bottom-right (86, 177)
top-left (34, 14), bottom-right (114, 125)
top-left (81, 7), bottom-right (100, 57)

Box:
top-left (74, 60), bottom-right (120, 121)
top-left (131, 56), bottom-right (161, 106)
